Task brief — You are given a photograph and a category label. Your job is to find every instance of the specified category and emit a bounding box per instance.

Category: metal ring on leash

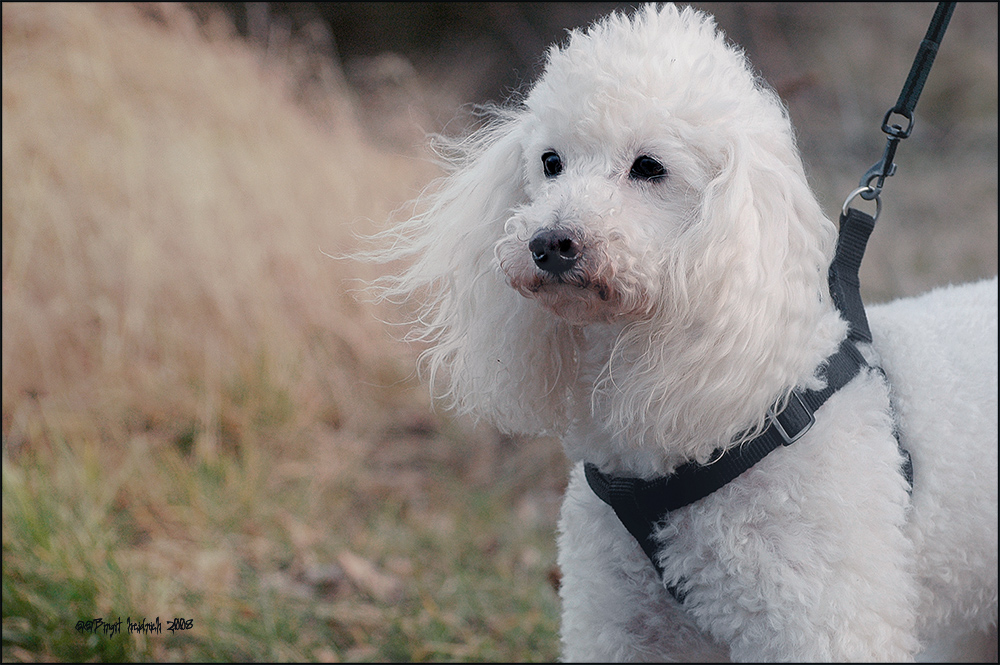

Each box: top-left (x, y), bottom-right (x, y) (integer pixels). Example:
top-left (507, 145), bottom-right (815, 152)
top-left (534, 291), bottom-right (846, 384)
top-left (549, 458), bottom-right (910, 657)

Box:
top-left (842, 186), bottom-right (882, 221)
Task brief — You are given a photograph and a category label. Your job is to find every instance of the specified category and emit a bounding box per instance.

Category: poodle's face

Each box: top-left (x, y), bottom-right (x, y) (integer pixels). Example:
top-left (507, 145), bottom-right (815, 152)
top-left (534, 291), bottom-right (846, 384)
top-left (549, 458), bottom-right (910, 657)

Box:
top-left (494, 6), bottom-right (769, 326)
top-left (496, 109), bottom-right (709, 325)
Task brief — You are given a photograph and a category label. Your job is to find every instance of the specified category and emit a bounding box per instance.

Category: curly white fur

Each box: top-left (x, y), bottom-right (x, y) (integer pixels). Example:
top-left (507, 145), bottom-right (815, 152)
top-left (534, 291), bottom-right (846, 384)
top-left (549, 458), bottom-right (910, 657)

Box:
top-left (370, 4), bottom-right (998, 661)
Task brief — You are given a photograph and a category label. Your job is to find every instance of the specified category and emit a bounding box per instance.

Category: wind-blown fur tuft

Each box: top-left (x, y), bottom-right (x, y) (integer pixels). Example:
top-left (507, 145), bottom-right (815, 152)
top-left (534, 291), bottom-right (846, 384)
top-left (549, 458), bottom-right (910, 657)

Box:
top-left (366, 106), bottom-right (581, 435)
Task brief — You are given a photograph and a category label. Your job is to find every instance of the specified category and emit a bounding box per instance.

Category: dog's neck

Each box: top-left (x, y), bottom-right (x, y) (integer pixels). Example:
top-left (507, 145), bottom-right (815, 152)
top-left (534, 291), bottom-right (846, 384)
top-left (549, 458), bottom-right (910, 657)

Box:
top-left (562, 302), bottom-right (849, 479)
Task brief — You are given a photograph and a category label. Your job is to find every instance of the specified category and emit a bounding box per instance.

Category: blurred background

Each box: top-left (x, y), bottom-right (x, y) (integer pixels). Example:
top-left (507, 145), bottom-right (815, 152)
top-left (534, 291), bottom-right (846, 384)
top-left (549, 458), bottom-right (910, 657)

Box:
top-left (2, 3), bottom-right (995, 661)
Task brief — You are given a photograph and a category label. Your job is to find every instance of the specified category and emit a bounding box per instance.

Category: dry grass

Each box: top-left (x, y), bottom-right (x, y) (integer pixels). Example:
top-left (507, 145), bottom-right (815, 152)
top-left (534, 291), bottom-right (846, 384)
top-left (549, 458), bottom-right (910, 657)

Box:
top-left (2, 3), bottom-right (561, 661)
top-left (2, 2), bottom-right (426, 450)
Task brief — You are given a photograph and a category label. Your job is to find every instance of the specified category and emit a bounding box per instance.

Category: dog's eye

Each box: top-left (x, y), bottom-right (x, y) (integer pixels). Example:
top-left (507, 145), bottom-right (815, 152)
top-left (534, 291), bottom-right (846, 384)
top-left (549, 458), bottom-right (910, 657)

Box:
top-left (542, 151), bottom-right (563, 178)
top-left (629, 155), bottom-right (667, 181)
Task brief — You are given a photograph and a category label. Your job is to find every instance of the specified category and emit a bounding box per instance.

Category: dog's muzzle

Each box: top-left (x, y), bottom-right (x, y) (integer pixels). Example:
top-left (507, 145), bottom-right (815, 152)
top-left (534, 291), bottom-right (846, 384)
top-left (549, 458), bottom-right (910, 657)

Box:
top-left (529, 228), bottom-right (581, 276)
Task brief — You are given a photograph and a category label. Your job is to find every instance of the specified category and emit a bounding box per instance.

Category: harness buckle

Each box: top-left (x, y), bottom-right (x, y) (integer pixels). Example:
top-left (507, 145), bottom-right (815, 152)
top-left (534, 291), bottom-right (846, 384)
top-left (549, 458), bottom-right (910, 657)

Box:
top-left (768, 392), bottom-right (815, 445)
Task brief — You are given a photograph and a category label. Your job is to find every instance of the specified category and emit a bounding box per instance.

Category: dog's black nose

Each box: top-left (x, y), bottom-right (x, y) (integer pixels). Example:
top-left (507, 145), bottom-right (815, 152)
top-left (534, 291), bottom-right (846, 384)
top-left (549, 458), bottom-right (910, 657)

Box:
top-left (529, 228), bottom-right (580, 275)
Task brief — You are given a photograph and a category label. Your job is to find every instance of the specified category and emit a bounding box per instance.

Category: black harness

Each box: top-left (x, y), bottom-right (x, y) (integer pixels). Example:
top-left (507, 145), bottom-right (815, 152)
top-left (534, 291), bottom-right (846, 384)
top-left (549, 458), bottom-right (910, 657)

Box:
top-left (585, 209), bottom-right (912, 600)
top-left (584, 1), bottom-right (954, 602)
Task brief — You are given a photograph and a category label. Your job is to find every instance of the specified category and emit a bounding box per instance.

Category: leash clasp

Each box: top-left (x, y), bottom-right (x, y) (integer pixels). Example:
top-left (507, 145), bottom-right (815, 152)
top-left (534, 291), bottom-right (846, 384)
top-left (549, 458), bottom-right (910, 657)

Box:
top-left (845, 107), bottom-right (911, 220)
top-left (859, 127), bottom-right (901, 199)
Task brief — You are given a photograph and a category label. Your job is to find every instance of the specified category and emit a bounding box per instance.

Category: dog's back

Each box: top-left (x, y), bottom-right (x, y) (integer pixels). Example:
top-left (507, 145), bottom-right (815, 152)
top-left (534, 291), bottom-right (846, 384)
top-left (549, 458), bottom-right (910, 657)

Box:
top-left (868, 276), bottom-right (998, 658)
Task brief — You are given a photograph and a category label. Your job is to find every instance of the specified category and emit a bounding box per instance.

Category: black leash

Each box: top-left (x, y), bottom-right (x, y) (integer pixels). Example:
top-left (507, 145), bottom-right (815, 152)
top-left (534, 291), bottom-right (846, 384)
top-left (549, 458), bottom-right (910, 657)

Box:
top-left (845, 1), bottom-right (957, 211)
top-left (586, 1), bottom-right (953, 602)
top-left (835, 0), bottom-right (955, 342)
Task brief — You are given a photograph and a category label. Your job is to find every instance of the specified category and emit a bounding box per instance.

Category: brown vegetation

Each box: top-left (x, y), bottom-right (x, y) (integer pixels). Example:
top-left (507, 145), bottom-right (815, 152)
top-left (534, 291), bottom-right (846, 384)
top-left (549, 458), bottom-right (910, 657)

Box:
top-left (2, 3), bottom-right (431, 452)
top-left (3, 4), bottom-right (562, 661)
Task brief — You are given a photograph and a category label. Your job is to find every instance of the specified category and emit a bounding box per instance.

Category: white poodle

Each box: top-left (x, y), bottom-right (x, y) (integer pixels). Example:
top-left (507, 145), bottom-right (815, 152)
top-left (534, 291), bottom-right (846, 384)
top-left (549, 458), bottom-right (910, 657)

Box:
top-left (371, 4), bottom-right (998, 661)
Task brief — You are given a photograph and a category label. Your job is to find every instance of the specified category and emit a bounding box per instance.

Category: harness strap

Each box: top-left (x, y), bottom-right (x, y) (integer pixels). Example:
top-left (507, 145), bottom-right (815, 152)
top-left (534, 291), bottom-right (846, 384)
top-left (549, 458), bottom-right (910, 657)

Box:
top-left (585, 227), bottom-right (916, 601)
top-left (828, 207), bottom-right (876, 343)
top-left (585, 337), bottom-right (870, 599)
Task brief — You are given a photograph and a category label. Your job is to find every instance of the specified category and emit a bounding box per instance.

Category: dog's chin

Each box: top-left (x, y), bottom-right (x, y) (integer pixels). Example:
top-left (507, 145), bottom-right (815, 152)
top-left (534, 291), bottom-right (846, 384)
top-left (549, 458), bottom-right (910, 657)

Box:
top-left (515, 278), bottom-right (636, 325)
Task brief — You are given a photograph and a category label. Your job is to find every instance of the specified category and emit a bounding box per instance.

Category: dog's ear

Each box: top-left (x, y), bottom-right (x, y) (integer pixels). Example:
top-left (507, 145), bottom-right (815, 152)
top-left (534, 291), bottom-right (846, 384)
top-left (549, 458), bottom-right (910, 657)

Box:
top-left (697, 130), bottom-right (837, 328)
top-left (609, 128), bottom-right (840, 456)
top-left (373, 115), bottom-right (576, 435)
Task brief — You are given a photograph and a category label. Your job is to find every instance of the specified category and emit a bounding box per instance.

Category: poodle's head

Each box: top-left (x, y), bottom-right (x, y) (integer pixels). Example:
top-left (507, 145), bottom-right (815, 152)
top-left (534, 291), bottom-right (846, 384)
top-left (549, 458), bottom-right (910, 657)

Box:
top-left (375, 4), bottom-right (840, 457)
